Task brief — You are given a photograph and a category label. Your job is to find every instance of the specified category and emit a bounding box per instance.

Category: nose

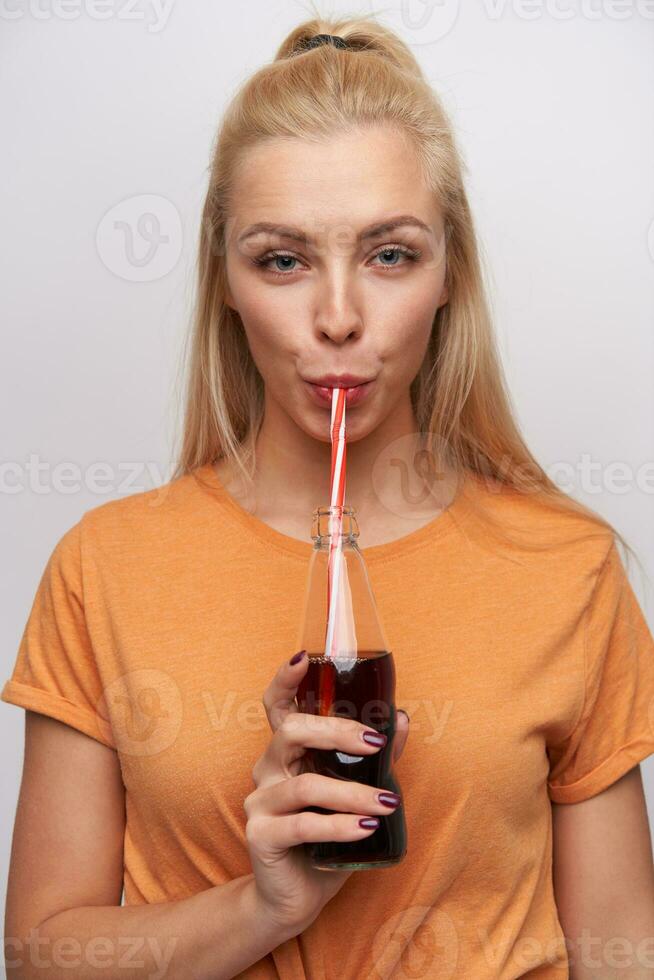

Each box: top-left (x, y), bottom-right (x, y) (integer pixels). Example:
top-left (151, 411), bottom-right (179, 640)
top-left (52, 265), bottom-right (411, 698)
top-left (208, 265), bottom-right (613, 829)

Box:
top-left (314, 274), bottom-right (363, 344)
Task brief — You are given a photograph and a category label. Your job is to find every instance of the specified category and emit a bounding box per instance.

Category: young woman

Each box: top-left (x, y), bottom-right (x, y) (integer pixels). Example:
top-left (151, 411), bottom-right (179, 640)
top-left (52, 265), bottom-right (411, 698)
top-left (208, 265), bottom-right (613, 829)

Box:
top-left (4, 17), bottom-right (654, 980)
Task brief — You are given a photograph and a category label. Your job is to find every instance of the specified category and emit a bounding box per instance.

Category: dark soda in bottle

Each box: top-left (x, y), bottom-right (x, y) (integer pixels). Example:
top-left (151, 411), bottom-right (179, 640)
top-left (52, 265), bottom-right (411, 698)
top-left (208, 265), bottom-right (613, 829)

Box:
top-left (294, 506), bottom-right (407, 870)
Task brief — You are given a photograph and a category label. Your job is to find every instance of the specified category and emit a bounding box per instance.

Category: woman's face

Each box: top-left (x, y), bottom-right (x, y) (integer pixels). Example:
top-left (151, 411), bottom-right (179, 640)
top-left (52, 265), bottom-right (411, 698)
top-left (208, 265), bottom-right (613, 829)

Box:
top-left (224, 125), bottom-right (449, 443)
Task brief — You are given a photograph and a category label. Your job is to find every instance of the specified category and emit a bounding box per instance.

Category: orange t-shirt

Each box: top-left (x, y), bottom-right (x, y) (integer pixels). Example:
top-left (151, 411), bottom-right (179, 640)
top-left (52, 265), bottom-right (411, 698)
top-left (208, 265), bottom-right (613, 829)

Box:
top-left (4, 462), bottom-right (654, 978)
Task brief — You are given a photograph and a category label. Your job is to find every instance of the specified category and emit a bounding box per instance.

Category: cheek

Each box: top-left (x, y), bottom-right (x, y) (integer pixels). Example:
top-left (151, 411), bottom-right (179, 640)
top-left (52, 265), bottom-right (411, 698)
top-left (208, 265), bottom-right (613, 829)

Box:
top-left (368, 282), bottom-right (439, 365)
top-left (226, 263), bottom-right (303, 370)
top-left (234, 302), bottom-right (297, 383)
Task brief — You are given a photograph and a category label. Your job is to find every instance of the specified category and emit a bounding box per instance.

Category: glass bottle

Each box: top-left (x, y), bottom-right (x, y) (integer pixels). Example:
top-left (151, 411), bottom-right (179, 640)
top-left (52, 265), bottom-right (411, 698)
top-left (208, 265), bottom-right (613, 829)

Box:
top-left (295, 505), bottom-right (407, 870)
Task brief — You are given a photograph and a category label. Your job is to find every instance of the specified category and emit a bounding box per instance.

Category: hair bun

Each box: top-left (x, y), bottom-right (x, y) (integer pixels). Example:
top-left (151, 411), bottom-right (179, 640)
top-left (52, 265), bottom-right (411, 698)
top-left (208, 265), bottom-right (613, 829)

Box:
top-left (298, 33), bottom-right (349, 52)
top-left (275, 18), bottom-right (425, 79)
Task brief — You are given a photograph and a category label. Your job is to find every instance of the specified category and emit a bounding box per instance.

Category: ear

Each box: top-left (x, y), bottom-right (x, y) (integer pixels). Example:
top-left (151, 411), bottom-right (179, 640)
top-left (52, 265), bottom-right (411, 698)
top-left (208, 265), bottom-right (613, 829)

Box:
top-left (438, 282), bottom-right (448, 308)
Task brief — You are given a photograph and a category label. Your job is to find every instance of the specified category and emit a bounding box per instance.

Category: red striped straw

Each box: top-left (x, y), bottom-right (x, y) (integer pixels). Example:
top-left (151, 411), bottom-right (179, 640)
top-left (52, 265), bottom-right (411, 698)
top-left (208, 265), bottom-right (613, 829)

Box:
top-left (324, 387), bottom-right (347, 659)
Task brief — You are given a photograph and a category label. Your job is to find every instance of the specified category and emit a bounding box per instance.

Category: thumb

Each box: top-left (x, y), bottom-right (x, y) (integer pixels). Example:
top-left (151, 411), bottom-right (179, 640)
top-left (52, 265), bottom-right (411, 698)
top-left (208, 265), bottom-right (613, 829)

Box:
top-left (263, 650), bottom-right (309, 732)
top-left (392, 708), bottom-right (410, 763)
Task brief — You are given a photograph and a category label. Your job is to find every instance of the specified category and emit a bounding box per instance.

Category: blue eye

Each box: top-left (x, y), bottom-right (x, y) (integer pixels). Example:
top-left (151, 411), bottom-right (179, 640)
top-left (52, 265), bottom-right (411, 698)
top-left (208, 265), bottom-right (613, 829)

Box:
top-left (252, 251), bottom-right (301, 277)
top-left (371, 246), bottom-right (419, 268)
top-left (271, 254), bottom-right (298, 274)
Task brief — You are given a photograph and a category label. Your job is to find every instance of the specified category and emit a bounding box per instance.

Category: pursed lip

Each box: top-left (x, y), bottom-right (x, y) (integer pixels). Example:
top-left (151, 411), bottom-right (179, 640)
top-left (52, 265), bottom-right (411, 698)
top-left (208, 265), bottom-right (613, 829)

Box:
top-left (303, 377), bottom-right (376, 408)
top-left (304, 373), bottom-right (375, 388)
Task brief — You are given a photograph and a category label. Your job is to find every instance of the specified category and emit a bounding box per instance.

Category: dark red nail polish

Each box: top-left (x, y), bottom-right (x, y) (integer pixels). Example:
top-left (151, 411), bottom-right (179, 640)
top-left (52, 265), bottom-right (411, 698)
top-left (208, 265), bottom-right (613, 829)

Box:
top-left (362, 730), bottom-right (387, 747)
top-left (359, 817), bottom-right (380, 829)
top-left (377, 791), bottom-right (401, 808)
top-left (289, 650), bottom-right (306, 665)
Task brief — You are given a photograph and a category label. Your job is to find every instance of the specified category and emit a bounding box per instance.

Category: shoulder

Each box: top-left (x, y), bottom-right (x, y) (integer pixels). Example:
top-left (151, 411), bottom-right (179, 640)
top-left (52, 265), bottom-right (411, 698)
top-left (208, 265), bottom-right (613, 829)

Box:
top-left (74, 468), bottom-right (204, 552)
top-left (460, 470), bottom-right (617, 584)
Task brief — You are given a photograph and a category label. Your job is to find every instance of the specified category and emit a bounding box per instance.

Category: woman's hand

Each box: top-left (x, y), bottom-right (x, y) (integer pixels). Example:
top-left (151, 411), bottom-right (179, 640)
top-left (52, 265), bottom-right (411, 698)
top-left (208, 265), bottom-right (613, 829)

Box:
top-left (244, 651), bottom-right (410, 936)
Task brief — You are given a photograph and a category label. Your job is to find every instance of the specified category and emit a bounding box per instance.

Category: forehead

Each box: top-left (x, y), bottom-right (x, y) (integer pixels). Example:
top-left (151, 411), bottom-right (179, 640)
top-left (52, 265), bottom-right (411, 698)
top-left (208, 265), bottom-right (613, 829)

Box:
top-left (228, 125), bottom-right (440, 231)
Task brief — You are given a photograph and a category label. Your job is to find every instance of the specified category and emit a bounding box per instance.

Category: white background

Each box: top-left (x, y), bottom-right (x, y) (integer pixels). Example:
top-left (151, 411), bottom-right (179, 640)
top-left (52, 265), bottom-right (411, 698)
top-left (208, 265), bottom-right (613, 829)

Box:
top-left (1, 0), bottom-right (653, 939)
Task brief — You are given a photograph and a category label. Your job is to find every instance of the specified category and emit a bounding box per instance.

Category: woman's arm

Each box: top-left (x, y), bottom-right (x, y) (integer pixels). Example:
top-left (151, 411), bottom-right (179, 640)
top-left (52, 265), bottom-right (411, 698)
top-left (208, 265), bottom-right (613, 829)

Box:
top-left (552, 764), bottom-right (654, 979)
top-left (4, 711), bottom-right (293, 980)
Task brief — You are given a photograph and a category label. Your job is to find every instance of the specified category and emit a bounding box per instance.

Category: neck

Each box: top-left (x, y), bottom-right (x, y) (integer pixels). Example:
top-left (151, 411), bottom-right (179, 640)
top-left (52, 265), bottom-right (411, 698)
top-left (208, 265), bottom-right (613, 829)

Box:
top-left (217, 387), bottom-right (454, 535)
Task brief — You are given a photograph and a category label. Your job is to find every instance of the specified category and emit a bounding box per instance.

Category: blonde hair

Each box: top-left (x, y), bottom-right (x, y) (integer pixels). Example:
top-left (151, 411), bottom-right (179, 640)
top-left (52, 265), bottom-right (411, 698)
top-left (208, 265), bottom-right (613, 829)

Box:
top-left (171, 13), bottom-right (642, 576)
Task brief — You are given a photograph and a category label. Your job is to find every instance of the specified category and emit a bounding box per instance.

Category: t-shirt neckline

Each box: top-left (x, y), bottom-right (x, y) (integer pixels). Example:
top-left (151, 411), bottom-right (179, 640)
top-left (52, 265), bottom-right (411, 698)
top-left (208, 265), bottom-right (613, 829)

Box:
top-left (192, 461), bottom-right (473, 563)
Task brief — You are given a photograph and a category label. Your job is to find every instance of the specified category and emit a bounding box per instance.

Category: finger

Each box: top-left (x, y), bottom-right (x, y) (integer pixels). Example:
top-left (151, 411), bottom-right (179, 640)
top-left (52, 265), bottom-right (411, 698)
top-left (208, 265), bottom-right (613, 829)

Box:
top-left (248, 810), bottom-right (382, 853)
top-left (251, 771), bottom-right (402, 819)
top-left (262, 651), bottom-right (309, 731)
top-left (392, 709), bottom-right (410, 763)
top-left (271, 713), bottom-right (388, 773)
top-left (254, 713), bottom-right (388, 786)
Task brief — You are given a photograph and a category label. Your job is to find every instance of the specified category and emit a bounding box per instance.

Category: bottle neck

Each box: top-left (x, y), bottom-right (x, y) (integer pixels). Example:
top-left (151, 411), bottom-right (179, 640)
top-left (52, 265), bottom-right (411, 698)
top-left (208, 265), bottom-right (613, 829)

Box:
top-left (312, 506), bottom-right (359, 548)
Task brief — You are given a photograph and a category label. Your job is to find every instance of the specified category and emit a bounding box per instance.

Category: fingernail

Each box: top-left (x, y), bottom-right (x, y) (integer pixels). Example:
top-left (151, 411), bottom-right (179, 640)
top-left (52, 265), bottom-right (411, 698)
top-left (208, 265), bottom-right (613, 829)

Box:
top-left (359, 817), bottom-right (380, 829)
top-left (398, 708), bottom-right (410, 721)
top-left (377, 791), bottom-right (401, 808)
top-left (289, 650), bottom-right (306, 665)
top-left (362, 730), bottom-right (387, 747)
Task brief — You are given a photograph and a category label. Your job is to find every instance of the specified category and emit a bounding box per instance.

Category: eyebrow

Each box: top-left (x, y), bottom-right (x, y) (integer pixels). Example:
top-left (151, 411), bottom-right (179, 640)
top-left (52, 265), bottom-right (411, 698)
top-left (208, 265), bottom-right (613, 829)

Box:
top-left (236, 214), bottom-right (431, 246)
